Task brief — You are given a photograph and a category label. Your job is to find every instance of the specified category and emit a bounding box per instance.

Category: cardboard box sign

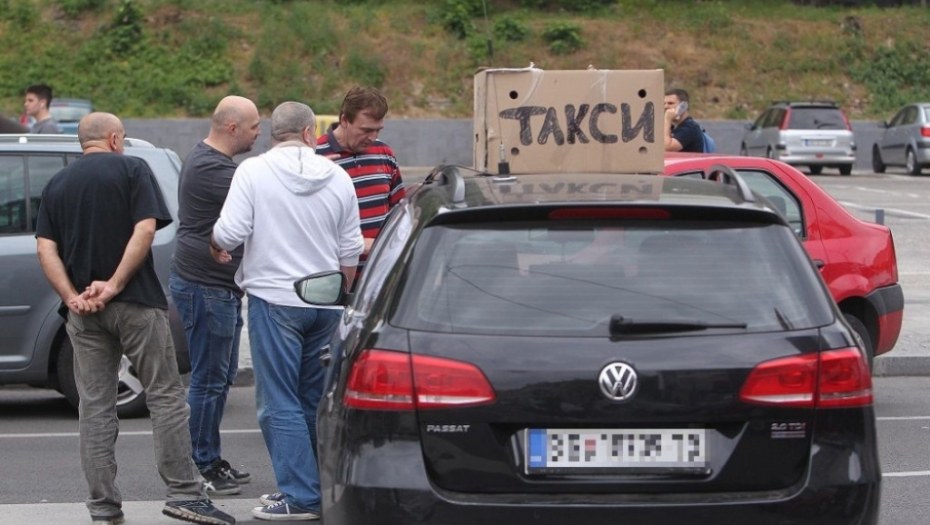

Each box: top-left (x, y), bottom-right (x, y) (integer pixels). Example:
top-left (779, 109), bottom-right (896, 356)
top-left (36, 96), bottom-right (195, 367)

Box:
top-left (474, 67), bottom-right (665, 175)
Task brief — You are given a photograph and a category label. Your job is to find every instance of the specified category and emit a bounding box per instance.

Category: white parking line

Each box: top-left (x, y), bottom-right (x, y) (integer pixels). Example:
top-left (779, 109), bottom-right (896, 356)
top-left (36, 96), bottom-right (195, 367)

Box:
top-left (876, 416), bottom-right (930, 421)
top-left (0, 429), bottom-right (262, 439)
top-left (839, 201), bottom-right (930, 220)
top-left (884, 471), bottom-right (930, 478)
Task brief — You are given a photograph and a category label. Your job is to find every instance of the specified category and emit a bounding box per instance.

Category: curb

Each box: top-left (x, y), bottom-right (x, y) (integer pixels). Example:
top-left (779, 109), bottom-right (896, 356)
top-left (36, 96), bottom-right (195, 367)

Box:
top-left (228, 355), bottom-right (930, 387)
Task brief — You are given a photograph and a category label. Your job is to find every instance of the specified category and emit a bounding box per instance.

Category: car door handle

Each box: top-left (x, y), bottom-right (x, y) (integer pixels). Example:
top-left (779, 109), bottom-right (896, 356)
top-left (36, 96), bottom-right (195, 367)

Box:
top-left (813, 259), bottom-right (825, 269)
top-left (320, 344), bottom-right (332, 367)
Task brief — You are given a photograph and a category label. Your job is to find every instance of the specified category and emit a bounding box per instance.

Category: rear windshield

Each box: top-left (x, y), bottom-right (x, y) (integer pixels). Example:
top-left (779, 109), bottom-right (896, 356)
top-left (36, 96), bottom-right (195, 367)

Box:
top-left (787, 107), bottom-right (847, 130)
top-left (50, 105), bottom-right (92, 122)
top-left (391, 220), bottom-right (834, 337)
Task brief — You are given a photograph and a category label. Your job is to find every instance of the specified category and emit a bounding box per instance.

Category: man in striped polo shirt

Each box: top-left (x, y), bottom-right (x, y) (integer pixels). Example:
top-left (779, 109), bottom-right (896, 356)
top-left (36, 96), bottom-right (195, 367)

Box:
top-left (317, 87), bottom-right (405, 276)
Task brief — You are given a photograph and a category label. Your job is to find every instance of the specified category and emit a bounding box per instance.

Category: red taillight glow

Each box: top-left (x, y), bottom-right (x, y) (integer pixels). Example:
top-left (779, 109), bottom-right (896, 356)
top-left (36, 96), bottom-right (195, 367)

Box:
top-left (778, 108), bottom-right (792, 130)
top-left (549, 208), bottom-right (671, 220)
top-left (344, 349), bottom-right (496, 410)
top-left (920, 126), bottom-right (930, 138)
top-left (841, 112), bottom-right (853, 131)
top-left (739, 348), bottom-right (872, 408)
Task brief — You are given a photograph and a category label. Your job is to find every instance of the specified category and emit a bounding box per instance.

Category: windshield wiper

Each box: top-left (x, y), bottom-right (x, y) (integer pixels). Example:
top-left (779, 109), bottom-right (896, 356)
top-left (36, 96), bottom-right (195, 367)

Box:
top-left (609, 314), bottom-right (747, 338)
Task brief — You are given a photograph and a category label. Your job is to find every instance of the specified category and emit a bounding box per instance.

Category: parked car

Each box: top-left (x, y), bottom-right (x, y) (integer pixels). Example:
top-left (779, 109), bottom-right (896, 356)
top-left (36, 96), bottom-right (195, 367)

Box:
top-left (665, 152), bottom-right (903, 365)
top-left (20, 98), bottom-right (94, 135)
top-left (295, 166), bottom-right (879, 525)
top-left (872, 102), bottom-right (930, 175)
top-left (740, 100), bottom-right (856, 175)
top-left (0, 133), bottom-right (189, 418)
top-left (315, 114), bottom-right (339, 138)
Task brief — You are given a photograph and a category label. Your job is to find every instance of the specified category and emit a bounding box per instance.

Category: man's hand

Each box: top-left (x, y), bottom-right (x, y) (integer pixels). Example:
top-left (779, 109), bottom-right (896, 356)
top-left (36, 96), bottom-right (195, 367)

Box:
top-left (665, 107), bottom-right (679, 124)
top-left (67, 292), bottom-right (105, 316)
top-left (81, 280), bottom-right (121, 306)
top-left (210, 244), bottom-right (232, 264)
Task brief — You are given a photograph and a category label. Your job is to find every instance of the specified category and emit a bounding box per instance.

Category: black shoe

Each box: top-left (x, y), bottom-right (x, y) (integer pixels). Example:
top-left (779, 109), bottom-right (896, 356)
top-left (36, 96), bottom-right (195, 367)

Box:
top-left (214, 458), bottom-right (251, 484)
top-left (162, 499), bottom-right (236, 525)
top-left (201, 466), bottom-right (241, 496)
top-left (91, 509), bottom-right (125, 524)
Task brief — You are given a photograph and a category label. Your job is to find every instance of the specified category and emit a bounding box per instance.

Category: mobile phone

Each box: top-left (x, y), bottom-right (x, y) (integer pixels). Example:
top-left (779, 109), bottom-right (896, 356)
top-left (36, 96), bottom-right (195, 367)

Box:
top-left (675, 101), bottom-right (689, 117)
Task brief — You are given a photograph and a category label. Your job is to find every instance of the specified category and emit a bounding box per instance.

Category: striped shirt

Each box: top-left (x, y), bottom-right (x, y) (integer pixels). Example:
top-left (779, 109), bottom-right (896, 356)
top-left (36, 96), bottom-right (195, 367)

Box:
top-left (317, 126), bottom-right (406, 265)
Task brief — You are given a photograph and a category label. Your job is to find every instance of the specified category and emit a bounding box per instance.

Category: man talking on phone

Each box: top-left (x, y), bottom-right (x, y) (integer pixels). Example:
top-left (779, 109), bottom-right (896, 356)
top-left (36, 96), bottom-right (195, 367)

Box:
top-left (664, 88), bottom-right (705, 153)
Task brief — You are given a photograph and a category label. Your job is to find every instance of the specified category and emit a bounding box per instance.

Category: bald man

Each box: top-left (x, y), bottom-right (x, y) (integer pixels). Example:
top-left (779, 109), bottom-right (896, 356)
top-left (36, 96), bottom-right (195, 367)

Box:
top-left (35, 113), bottom-right (236, 525)
top-left (168, 96), bottom-right (261, 496)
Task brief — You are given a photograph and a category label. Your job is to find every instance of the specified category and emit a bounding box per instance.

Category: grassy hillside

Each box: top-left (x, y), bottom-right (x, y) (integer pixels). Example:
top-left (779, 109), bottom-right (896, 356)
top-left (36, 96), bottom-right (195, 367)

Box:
top-left (1, 0), bottom-right (929, 121)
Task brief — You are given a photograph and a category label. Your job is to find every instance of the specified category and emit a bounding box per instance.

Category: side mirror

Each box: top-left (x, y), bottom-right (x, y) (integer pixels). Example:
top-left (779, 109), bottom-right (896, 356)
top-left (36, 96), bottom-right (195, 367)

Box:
top-left (294, 271), bottom-right (349, 306)
top-left (744, 122), bottom-right (754, 131)
top-left (880, 120), bottom-right (888, 129)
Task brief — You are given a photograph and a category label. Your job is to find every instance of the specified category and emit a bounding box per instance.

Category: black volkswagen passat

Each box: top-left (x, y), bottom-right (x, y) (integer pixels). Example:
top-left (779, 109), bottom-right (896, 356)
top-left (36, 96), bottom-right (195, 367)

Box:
top-left (295, 166), bottom-right (879, 525)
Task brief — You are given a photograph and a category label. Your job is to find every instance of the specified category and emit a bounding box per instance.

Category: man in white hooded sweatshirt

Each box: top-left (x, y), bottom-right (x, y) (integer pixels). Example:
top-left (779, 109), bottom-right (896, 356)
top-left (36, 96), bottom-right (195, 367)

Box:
top-left (211, 101), bottom-right (364, 521)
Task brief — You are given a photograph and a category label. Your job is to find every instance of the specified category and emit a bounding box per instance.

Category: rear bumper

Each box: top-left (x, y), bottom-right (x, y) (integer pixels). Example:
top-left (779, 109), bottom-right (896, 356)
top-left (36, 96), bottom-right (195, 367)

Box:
top-left (866, 283), bottom-right (904, 356)
top-left (779, 153), bottom-right (855, 166)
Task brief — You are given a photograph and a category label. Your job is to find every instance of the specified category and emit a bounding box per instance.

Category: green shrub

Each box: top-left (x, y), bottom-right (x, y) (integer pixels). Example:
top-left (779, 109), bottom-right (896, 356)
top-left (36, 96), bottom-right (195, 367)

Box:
top-left (494, 15), bottom-right (529, 42)
top-left (520, 0), bottom-right (615, 13)
top-left (846, 38), bottom-right (930, 114)
top-left (56, 0), bottom-right (107, 18)
top-left (0, 0), bottom-right (38, 26)
top-left (436, 0), bottom-right (483, 39)
top-left (542, 21), bottom-right (585, 55)
top-left (345, 50), bottom-right (386, 88)
top-left (109, 0), bottom-right (144, 55)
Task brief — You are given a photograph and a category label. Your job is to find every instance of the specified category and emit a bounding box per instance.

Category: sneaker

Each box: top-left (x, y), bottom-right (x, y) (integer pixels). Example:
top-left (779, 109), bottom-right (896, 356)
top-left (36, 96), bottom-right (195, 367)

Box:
top-left (251, 500), bottom-right (319, 521)
top-left (91, 510), bottom-right (125, 524)
top-left (259, 492), bottom-right (285, 506)
top-left (214, 458), bottom-right (251, 484)
top-left (163, 499), bottom-right (236, 525)
top-left (200, 466), bottom-right (241, 496)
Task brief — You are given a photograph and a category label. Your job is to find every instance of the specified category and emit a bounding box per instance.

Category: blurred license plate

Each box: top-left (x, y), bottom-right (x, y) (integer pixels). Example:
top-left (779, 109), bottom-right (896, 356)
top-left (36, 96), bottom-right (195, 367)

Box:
top-left (526, 428), bottom-right (707, 473)
top-left (804, 139), bottom-right (832, 147)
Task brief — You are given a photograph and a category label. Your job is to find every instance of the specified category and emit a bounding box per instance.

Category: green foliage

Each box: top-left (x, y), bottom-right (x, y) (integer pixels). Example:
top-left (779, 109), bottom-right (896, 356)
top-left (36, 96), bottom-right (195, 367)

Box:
top-left (345, 50), bottom-right (386, 88)
top-left (109, 0), bottom-right (144, 55)
top-left (0, 0), bottom-right (38, 26)
top-left (846, 38), bottom-right (930, 115)
top-left (493, 15), bottom-right (529, 42)
top-left (520, 0), bottom-right (615, 12)
top-left (435, 0), bottom-right (483, 39)
top-left (542, 21), bottom-right (585, 55)
top-left (56, 0), bottom-right (106, 18)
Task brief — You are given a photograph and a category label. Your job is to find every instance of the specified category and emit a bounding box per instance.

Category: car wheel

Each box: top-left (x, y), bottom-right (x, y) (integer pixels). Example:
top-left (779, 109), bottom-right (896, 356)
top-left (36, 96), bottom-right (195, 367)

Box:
top-left (843, 314), bottom-right (874, 370)
top-left (808, 165), bottom-right (823, 175)
top-left (906, 148), bottom-right (922, 175)
top-left (839, 164), bottom-right (852, 176)
top-left (740, 144), bottom-right (748, 156)
top-left (872, 145), bottom-right (886, 173)
top-left (56, 335), bottom-right (150, 419)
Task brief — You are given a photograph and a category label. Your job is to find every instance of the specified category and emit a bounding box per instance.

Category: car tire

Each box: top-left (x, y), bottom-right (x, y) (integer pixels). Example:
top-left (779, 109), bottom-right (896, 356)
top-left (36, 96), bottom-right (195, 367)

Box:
top-left (839, 165), bottom-right (852, 176)
top-left (872, 145), bottom-right (886, 173)
top-left (56, 335), bottom-right (150, 419)
top-left (808, 165), bottom-right (823, 175)
top-left (740, 144), bottom-right (748, 157)
top-left (906, 148), bottom-right (922, 175)
top-left (843, 313), bottom-right (874, 370)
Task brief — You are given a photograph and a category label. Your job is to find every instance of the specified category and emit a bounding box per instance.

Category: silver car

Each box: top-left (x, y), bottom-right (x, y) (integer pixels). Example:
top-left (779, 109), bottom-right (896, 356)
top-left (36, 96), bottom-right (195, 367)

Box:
top-left (740, 101), bottom-right (856, 175)
top-left (0, 134), bottom-right (189, 417)
top-left (872, 102), bottom-right (930, 175)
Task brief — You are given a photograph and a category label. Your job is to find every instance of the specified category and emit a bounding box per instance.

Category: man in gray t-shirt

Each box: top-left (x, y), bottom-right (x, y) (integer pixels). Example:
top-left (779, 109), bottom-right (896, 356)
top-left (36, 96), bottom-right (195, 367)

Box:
top-left (24, 84), bottom-right (61, 134)
top-left (168, 96), bottom-right (261, 496)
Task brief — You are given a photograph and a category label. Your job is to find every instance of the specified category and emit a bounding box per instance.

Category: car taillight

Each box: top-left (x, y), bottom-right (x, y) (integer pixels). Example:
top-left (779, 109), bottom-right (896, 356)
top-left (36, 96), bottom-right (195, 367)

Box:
top-left (778, 109), bottom-right (791, 130)
top-left (739, 348), bottom-right (872, 408)
top-left (344, 349), bottom-right (496, 410)
top-left (842, 112), bottom-right (853, 131)
top-left (920, 126), bottom-right (930, 138)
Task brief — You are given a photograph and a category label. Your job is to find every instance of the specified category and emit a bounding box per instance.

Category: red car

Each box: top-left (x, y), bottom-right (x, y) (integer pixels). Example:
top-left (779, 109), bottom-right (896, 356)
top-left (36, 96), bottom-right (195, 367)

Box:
top-left (663, 152), bottom-right (903, 363)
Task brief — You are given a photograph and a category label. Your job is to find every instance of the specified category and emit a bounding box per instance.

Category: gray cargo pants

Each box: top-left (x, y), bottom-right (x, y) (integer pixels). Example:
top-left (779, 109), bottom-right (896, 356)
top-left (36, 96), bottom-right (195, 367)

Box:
top-left (66, 302), bottom-right (204, 517)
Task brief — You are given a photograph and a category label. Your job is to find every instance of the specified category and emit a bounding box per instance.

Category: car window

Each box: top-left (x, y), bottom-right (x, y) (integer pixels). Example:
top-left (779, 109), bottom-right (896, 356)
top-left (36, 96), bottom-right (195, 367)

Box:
top-left (753, 110), bottom-right (769, 129)
top-left (50, 105), bottom-right (92, 123)
top-left (734, 169), bottom-right (805, 238)
top-left (923, 107), bottom-right (930, 123)
top-left (787, 107), bottom-right (846, 130)
top-left (0, 155), bottom-right (26, 234)
top-left (27, 156), bottom-right (66, 231)
top-left (763, 109), bottom-right (782, 128)
top-left (392, 220), bottom-right (833, 336)
top-left (903, 106), bottom-right (918, 126)
top-left (351, 206), bottom-right (413, 316)
top-left (889, 108), bottom-right (906, 127)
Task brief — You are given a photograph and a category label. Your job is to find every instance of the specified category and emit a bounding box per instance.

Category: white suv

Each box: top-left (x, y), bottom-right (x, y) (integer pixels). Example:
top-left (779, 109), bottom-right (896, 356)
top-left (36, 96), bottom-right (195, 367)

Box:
top-left (740, 101), bottom-right (856, 175)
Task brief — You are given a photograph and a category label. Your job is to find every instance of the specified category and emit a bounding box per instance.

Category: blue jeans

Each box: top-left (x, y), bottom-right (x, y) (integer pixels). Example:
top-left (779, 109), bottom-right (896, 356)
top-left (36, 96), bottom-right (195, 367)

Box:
top-left (247, 294), bottom-right (341, 511)
top-left (168, 271), bottom-right (242, 472)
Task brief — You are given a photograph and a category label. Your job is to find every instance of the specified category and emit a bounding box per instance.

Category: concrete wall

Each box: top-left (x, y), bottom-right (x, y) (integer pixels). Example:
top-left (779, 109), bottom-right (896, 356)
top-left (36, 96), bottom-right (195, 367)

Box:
top-left (122, 117), bottom-right (886, 170)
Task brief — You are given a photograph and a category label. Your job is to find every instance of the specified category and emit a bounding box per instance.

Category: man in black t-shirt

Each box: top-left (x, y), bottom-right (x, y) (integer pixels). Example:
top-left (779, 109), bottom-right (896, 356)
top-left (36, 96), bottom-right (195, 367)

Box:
top-left (664, 88), bottom-right (706, 153)
top-left (35, 113), bottom-right (235, 525)
top-left (169, 95), bottom-right (260, 496)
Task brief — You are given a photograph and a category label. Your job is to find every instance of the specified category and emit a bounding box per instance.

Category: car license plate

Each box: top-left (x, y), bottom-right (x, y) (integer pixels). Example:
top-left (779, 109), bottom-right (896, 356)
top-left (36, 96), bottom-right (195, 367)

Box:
top-left (804, 139), bottom-right (832, 147)
top-left (526, 428), bottom-right (707, 473)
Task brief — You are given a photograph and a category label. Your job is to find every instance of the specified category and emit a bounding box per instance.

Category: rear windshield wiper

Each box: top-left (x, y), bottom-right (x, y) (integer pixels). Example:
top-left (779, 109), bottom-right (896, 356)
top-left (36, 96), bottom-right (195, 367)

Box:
top-left (609, 314), bottom-right (747, 338)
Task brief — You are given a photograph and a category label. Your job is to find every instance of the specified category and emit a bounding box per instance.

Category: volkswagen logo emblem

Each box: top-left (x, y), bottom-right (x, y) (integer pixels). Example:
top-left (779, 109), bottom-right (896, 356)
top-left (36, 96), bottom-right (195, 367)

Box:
top-left (598, 362), bottom-right (638, 401)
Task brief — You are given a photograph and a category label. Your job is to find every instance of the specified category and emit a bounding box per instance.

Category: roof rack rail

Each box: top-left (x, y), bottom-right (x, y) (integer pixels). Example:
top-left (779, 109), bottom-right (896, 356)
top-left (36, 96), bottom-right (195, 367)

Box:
top-left (771, 99), bottom-right (838, 107)
top-left (423, 165), bottom-right (466, 207)
top-left (705, 164), bottom-right (756, 204)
